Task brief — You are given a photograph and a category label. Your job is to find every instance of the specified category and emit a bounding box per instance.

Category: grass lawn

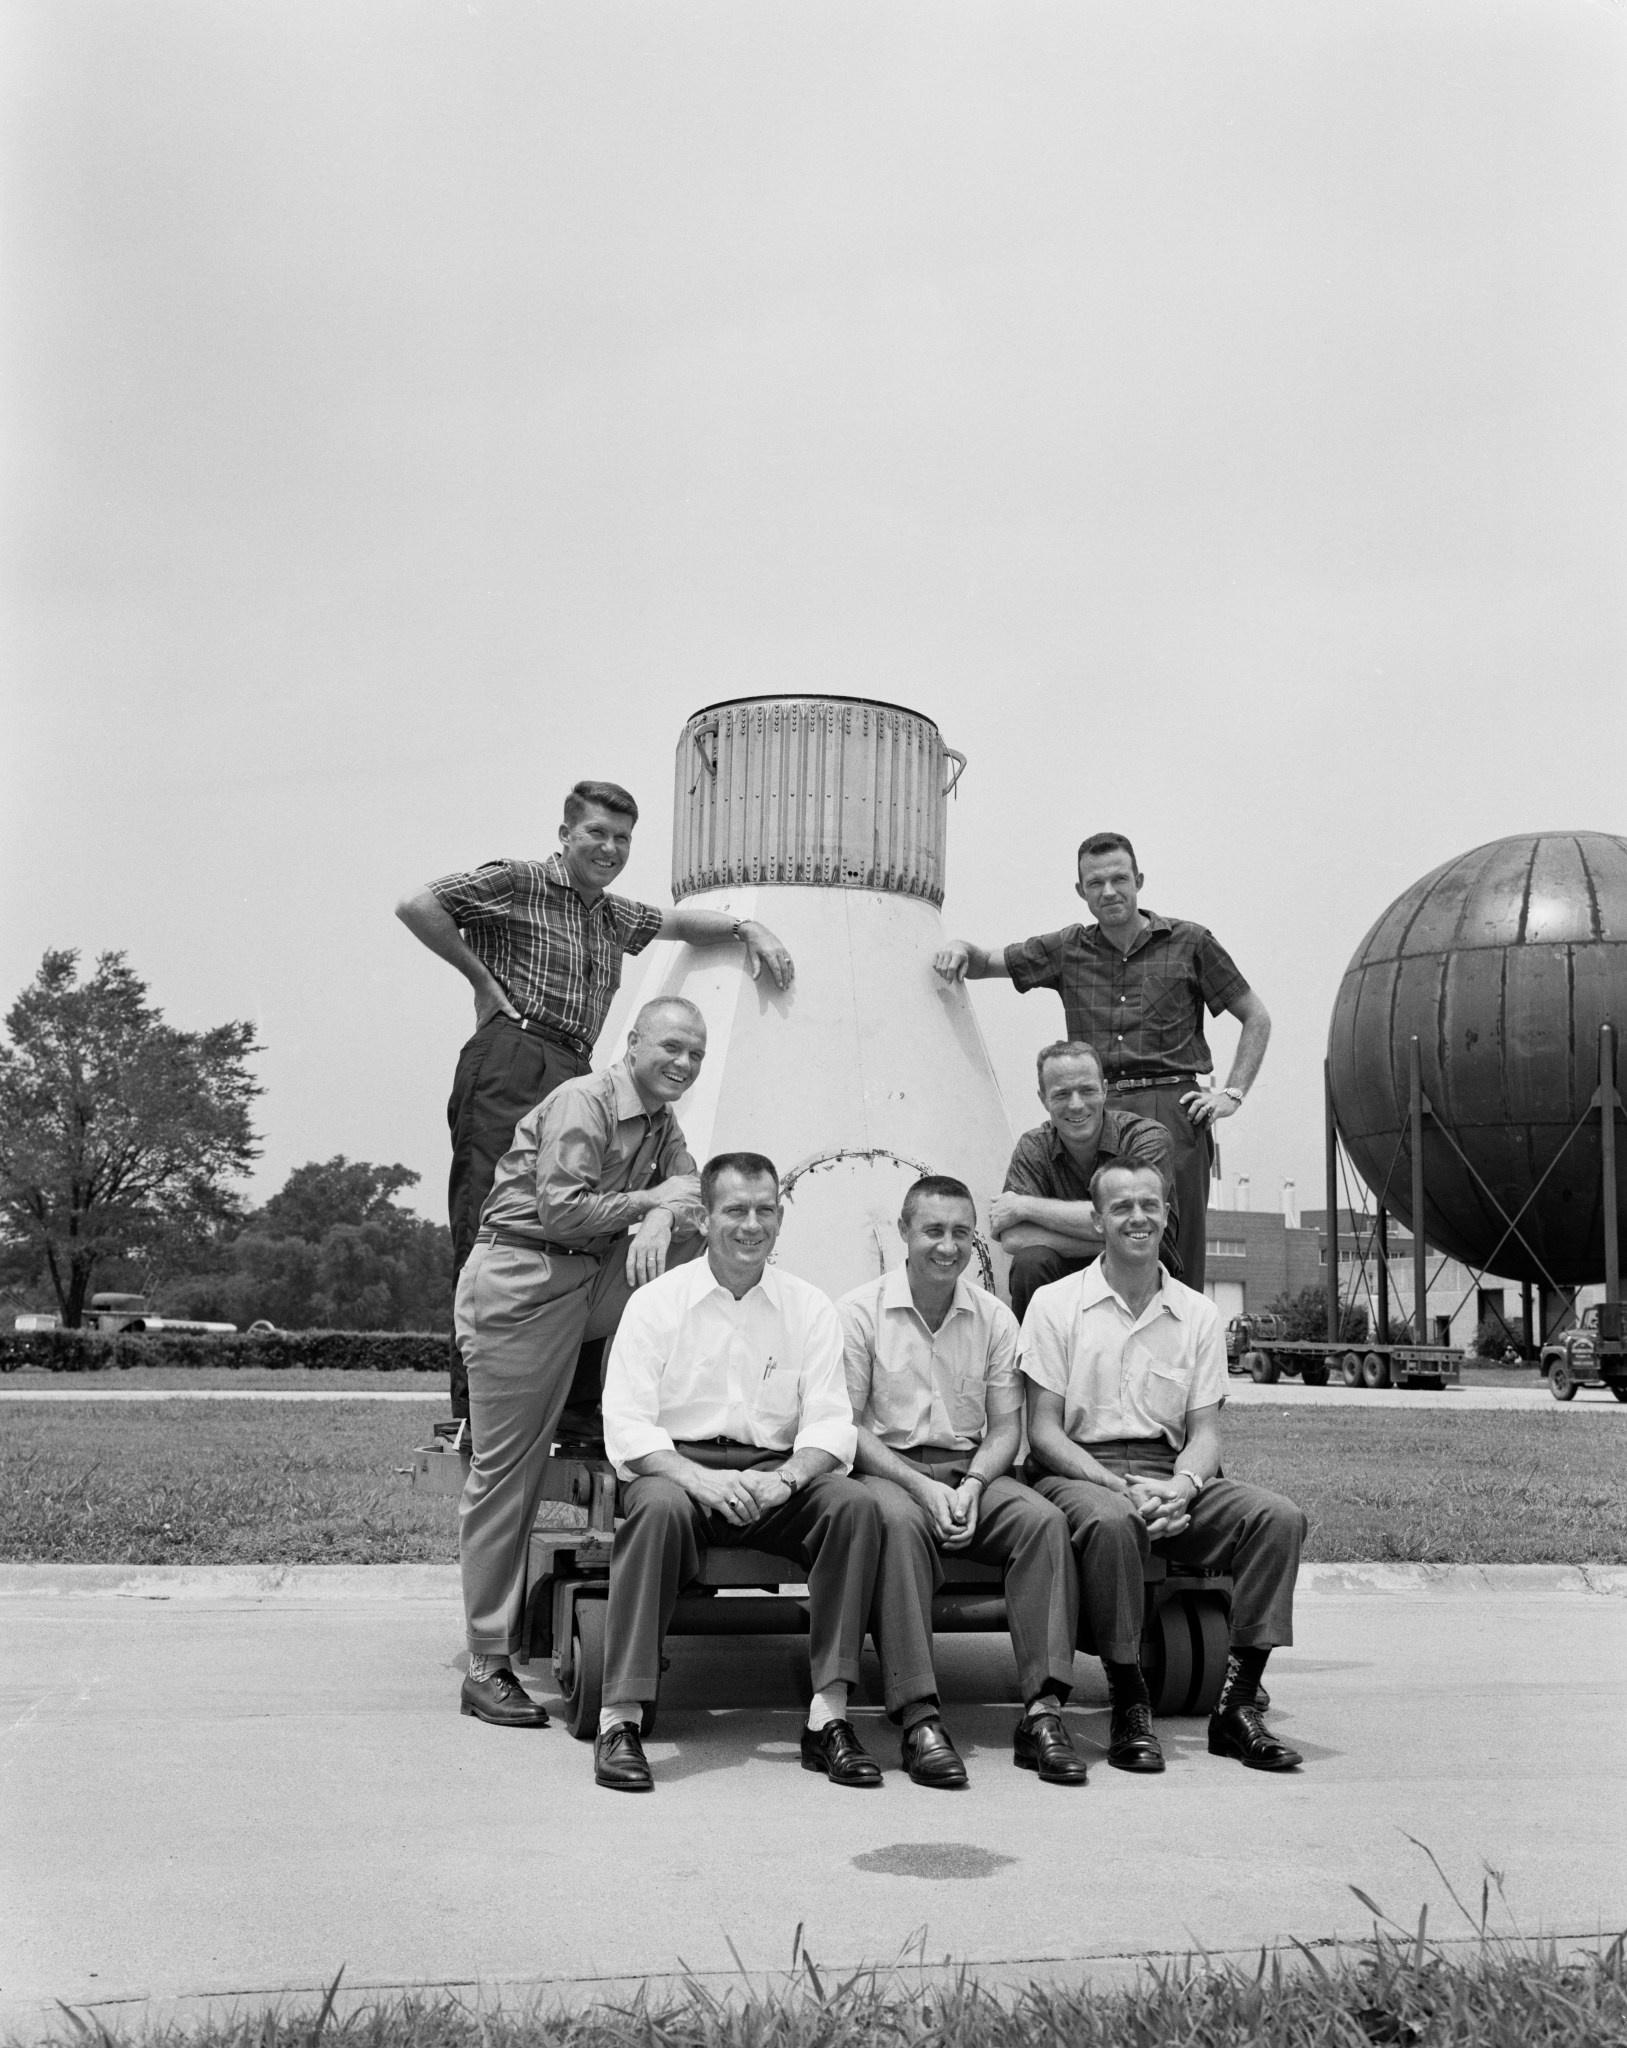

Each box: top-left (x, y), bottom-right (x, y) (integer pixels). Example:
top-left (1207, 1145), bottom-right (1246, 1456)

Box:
top-left (1, 1398), bottom-right (1623, 1567)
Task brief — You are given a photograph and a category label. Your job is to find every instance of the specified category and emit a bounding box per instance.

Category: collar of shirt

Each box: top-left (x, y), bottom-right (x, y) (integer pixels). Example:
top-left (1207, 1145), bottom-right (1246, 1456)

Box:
top-left (543, 848), bottom-right (618, 916)
top-left (1083, 907), bottom-right (1173, 960)
top-left (669, 1252), bottom-right (790, 1317)
top-left (879, 1260), bottom-right (975, 1329)
top-left (608, 1055), bottom-right (657, 1127)
top-left (1042, 1109), bottom-right (1140, 1176)
top-left (1077, 1256), bottom-right (1190, 1333)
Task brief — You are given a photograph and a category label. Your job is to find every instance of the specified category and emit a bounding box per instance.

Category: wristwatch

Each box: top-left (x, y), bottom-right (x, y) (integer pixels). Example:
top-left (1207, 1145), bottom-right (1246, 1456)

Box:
top-left (775, 1465), bottom-right (799, 1494)
top-left (1219, 1086), bottom-right (1245, 1107)
top-left (1176, 1469), bottom-right (1204, 1499)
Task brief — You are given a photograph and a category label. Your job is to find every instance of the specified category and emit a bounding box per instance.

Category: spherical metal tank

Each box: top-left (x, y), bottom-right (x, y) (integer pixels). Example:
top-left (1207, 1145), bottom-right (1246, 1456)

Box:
top-left (1327, 831), bottom-right (1627, 1285)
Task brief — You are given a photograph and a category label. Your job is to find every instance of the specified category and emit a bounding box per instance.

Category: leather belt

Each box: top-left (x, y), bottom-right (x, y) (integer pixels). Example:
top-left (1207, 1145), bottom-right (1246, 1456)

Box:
top-left (505, 1012), bottom-right (592, 1063)
top-left (475, 1226), bottom-right (589, 1258)
top-left (1107, 1073), bottom-right (1197, 1092)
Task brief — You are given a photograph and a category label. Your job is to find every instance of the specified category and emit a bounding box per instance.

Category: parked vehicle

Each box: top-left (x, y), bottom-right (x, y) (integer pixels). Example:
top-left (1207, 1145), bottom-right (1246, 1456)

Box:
top-left (79, 1292), bottom-right (238, 1336)
top-left (1224, 1312), bottom-right (1458, 1390)
top-left (12, 1312), bottom-right (62, 1332)
top-left (1541, 1304), bottom-right (1627, 1403)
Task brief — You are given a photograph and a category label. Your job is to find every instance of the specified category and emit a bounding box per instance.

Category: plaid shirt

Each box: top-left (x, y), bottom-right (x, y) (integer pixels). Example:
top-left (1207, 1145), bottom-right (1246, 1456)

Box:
top-left (1003, 1109), bottom-right (1184, 1279)
top-left (1004, 911), bottom-right (1249, 1084)
top-left (428, 852), bottom-right (664, 1055)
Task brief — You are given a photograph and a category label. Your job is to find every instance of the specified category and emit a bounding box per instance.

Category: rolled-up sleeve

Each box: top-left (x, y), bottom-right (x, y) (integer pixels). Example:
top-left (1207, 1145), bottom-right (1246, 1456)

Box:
top-left (1186, 1304), bottom-right (1229, 1415)
top-left (608, 894), bottom-right (666, 958)
top-left (427, 860), bottom-right (512, 931)
top-left (983, 1302), bottom-right (1023, 1419)
top-left (1196, 930), bottom-right (1250, 1016)
top-left (1003, 929), bottom-right (1067, 997)
top-left (1017, 1291), bottom-right (1071, 1398)
top-left (534, 1093), bottom-right (646, 1246)
top-left (602, 1289), bottom-right (679, 1474)
top-left (793, 1295), bottom-right (859, 1470)
top-left (838, 1294), bottom-right (878, 1424)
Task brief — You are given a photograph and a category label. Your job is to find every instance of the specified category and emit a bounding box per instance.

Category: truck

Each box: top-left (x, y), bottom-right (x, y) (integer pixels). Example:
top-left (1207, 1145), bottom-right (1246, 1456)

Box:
top-left (75, 1292), bottom-right (238, 1336)
top-left (1540, 1303), bottom-right (1627, 1402)
top-left (1224, 1312), bottom-right (1460, 1390)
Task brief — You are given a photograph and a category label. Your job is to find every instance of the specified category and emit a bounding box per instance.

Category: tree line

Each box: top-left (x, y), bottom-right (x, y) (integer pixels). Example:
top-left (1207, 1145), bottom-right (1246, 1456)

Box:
top-left (0, 950), bottom-right (451, 1331)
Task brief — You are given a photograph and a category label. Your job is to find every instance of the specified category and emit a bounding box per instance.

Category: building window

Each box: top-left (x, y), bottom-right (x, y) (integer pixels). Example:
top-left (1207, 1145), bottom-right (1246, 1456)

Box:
top-left (1208, 1240), bottom-right (1246, 1259)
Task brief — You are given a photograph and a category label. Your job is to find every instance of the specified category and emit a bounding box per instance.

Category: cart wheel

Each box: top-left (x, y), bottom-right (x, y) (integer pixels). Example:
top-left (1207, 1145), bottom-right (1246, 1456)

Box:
top-left (1361, 1351), bottom-right (1391, 1389)
top-left (560, 1595), bottom-right (606, 1740)
top-left (1341, 1351), bottom-right (1363, 1387)
top-left (1549, 1360), bottom-right (1576, 1402)
top-left (1185, 1594), bottom-right (1232, 1716)
top-left (1300, 1365), bottom-right (1330, 1387)
top-left (1140, 1599), bottom-right (1195, 1717)
top-left (1247, 1350), bottom-right (1279, 1384)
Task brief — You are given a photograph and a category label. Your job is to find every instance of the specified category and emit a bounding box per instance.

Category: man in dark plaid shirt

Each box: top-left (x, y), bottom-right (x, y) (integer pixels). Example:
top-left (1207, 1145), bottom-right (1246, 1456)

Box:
top-left (398, 778), bottom-right (794, 1427)
top-left (933, 833), bottom-right (1270, 1292)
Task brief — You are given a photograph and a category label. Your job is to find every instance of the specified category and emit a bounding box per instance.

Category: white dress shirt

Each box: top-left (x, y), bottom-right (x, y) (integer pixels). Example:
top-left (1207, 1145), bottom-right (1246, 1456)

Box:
top-left (602, 1255), bottom-right (857, 1479)
top-left (838, 1265), bottom-right (1021, 1452)
top-left (1018, 1261), bottom-right (1227, 1451)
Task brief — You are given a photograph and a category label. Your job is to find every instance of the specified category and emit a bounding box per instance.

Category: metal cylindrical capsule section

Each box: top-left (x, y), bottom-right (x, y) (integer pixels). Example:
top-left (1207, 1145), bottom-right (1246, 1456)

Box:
top-left (672, 695), bottom-right (964, 905)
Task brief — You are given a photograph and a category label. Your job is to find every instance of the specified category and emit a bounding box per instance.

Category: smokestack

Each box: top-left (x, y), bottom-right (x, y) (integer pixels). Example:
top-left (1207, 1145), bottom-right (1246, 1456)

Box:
top-left (610, 696), bottom-right (1016, 1298)
top-left (1282, 1178), bottom-right (1299, 1229)
top-left (1236, 1174), bottom-right (1251, 1212)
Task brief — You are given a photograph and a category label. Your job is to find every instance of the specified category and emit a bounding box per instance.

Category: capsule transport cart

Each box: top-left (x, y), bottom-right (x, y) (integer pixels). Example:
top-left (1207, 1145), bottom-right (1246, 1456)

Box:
top-left (513, 1436), bottom-right (1235, 1739)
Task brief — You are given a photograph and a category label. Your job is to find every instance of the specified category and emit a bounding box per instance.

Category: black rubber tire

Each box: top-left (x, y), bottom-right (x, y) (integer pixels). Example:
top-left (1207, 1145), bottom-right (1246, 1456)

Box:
top-left (561, 1595), bottom-right (606, 1740)
top-left (1611, 1383), bottom-right (1627, 1404)
top-left (1247, 1350), bottom-right (1279, 1384)
top-left (1341, 1350), bottom-right (1364, 1387)
top-left (1361, 1351), bottom-right (1392, 1390)
top-left (1141, 1599), bottom-right (1195, 1717)
top-left (1549, 1361), bottom-right (1577, 1402)
top-left (1185, 1593), bottom-right (1232, 1716)
top-left (1300, 1365), bottom-right (1330, 1387)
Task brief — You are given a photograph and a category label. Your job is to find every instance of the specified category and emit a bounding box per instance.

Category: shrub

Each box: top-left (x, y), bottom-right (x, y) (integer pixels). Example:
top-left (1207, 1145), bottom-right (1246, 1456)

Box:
top-left (0, 1328), bottom-right (447, 1374)
top-left (1266, 1283), bottom-right (1369, 1344)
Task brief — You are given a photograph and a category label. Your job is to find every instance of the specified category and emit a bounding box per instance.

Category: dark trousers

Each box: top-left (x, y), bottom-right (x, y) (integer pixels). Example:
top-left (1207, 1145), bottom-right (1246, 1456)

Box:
top-left (862, 1450), bottom-right (1079, 1717)
top-left (1033, 1438), bottom-right (1306, 1666)
top-left (1008, 1246), bottom-right (1097, 1324)
top-left (602, 1466), bottom-right (883, 1707)
top-left (1104, 1081), bottom-right (1213, 1291)
top-left (445, 1014), bottom-right (588, 1419)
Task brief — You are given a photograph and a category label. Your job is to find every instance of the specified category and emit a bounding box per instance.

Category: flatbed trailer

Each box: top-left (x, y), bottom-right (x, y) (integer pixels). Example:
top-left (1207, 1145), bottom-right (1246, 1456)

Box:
top-left (1237, 1338), bottom-right (1460, 1390)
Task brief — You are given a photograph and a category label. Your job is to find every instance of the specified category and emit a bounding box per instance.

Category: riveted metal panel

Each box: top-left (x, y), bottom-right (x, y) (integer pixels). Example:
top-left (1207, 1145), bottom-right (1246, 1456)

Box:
top-left (672, 695), bottom-right (954, 904)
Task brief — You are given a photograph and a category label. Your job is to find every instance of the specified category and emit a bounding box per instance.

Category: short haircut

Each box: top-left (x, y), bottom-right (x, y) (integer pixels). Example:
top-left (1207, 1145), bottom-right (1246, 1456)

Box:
top-left (563, 780), bottom-right (639, 828)
top-left (900, 1175), bottom-right (975, 1227)
top-left (1076, 831), bottom-right (1137, 875)
top-left (1089, 1158), bottom-right (1170, 1208)
top-left (701, 1151), bottom-right (779, 1210)
top-left (631, 996), bottom-right (705, 1036)
top-left (1036, 1039), bottom-right (1105, 1091)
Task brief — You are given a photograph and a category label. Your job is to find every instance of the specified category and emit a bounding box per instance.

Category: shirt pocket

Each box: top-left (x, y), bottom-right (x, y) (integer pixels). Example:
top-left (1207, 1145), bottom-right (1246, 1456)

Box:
top-left (1136, 1360), bottom-right (1190, 1435)
top-left (948, 1372), bottom-right (988, 1438)
top-left (752, 1363), bottom-right (801, 1425)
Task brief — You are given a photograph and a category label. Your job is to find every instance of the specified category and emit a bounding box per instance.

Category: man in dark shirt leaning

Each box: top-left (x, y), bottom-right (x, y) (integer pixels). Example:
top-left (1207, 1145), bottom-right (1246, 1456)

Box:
top-left (933, 831), bottom-right (1269, 1291)
top-left (397, 778), bottom-right (795, 1429)
top-left (992, 1039), bottom-right (1181, 1320)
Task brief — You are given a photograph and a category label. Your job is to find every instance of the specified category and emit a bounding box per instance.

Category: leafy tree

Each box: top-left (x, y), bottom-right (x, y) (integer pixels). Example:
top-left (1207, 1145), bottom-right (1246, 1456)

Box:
top-left (0, 951), bottom-right (261, 1325)
top-left (165, 1155), bottom-right (453, 1332)
top-left (1266, 1283), bottom-right (1370, 1344)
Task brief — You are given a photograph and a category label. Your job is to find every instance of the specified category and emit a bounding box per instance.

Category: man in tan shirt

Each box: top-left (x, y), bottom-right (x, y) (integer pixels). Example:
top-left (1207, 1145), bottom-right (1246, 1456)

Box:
top-left (454, 997), bottom-right (707, 1728)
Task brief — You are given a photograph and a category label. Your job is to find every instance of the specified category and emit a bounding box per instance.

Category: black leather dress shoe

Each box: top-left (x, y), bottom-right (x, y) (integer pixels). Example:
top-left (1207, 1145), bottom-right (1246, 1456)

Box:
top-left (800, 1719), bottom-right (882, 1788)
top-left (1013, 1711), bottom-right (1089, 1785)
top-left (1107, 1700), bottom-right (1165, 1773)
top-left (594, 1720), bottom-right (654, 1791)
top-left (1208, 1701), bottom-right (1302, 1771)
top-left (459, 1668), bottom-right (549, 1728)
top-left (901, 1719), bottom-right (969, 1788)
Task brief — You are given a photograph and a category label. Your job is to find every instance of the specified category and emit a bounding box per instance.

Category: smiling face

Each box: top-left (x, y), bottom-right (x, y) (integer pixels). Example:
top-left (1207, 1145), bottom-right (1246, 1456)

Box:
top-left (705, 1168), bottom-right (783, 1288)
top-left (899, 1192), bottom-right (977, 1293)
top-left (1093, 1164), bottom-right (1168, 1272)
top-left (1076, 847), bottom-right (1143, 930)
top-left (559, 801), bottom-right (635, 896)
top-left (1039, 1050), bottom-right (1107, 1152)
top-left (625, 1007), bottom-right (706, 1107)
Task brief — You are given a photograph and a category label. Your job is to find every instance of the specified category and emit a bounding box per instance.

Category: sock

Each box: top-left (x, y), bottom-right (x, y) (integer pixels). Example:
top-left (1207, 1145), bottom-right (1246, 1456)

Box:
top-left (1218, 1645), bottom-right (1271, 1712)
top-left (467, 1652), bottom-right (507, 1684)
top-left (1025, 1692), bottom-right (1064, 1722)
top-left (1103, 1658), bottom-right (1151, 1710)
top-left (598, 1702), bottom-right (640, 1736)
top-left (900, 1696), bottom-right (940, 1735)
top-left (806, 1683), bottom-right (849, 1732)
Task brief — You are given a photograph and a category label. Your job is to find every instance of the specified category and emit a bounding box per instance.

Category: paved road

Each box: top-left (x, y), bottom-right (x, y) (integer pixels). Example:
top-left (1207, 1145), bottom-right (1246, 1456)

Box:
top-left (2, 1562), bottom-right (1623, 2032)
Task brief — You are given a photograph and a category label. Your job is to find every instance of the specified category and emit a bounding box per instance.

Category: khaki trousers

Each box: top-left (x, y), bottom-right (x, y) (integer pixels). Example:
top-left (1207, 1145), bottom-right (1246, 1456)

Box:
top-left (455, 1236), bottom-right (646, 1655)
top-left (863, 1451), bottom-right (1079, 1717)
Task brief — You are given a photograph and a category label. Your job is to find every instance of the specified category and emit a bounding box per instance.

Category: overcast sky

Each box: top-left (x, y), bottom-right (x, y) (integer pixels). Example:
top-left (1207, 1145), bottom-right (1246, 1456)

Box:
top-left (3, 0), bottom-right (1624, 1226)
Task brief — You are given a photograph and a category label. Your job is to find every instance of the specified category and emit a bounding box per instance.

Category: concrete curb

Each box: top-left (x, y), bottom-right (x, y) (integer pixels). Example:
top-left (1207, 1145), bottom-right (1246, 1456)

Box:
top-left (1, 1561), bottom-right (1624, 1600)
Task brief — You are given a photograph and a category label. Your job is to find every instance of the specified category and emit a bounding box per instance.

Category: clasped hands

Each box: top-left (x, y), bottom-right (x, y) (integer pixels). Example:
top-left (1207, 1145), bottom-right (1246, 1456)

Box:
top-left (682, 1461), bottom-right (796, 1527)
top-left (1125, 1473), bottom-right (1195, 1540)
top-left (916, 1476), bottom-right (983, 1550)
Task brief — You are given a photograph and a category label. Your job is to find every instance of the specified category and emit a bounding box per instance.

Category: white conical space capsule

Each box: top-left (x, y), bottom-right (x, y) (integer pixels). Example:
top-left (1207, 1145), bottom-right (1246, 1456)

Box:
top-left (609, 695), bottom-right (1017, 1300)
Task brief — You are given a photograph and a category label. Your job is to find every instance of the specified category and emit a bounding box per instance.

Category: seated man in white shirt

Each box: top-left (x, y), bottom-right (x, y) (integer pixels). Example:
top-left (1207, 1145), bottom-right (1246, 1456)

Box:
top-left (840, 1177), bottom-right (1087, 1789)
top-left (1023, 1160), bottom-right (1307, 1775)
top-left (596, 1152), bottom-right (886, 1793)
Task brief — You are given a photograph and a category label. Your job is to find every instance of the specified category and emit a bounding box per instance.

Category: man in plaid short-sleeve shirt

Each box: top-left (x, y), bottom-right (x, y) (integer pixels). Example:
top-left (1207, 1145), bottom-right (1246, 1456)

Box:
top-left (398, 779), bottom-right (794, 1427)
top-left (933, 832), bottom-right (1270, 1291)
